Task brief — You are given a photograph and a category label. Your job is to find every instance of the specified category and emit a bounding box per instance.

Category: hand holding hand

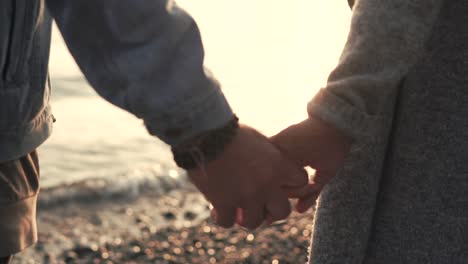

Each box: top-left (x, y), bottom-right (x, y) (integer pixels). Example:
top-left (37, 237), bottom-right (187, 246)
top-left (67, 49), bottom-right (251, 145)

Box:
top-left (187, 124), bottom-right (309, 230)
top-left (270, 116), bottom-right (351, 212)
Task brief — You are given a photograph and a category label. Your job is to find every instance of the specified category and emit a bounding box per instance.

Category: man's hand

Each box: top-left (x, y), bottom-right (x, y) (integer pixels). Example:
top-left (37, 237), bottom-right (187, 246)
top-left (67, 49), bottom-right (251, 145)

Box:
top-left (187, 124), bottom-right (308, 230)
top-left (270, 116), bottom-right (351, 213)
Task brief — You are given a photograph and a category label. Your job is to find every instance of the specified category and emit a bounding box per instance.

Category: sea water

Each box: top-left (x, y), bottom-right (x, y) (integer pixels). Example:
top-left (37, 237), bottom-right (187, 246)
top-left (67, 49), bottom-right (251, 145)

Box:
top-left (38, 0), bottom-right (351, 203)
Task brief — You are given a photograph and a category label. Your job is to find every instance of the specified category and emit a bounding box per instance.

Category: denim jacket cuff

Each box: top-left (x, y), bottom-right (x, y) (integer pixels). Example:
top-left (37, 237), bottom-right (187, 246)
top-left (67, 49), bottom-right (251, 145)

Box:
top-left (144, 88), bottom-right (234, 147)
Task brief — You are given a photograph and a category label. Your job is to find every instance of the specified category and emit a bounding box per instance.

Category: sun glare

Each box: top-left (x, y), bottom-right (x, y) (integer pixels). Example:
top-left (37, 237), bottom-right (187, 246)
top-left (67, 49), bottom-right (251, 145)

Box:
top-left (49, 1), bottom-right (351, 136)
top-left (175, 0), bottom-right (351, 135)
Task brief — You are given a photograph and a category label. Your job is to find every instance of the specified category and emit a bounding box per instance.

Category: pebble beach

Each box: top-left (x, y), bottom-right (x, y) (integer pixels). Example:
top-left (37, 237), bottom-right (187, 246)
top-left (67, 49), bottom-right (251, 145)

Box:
top-left (13, 186), bottom-right (314, 264)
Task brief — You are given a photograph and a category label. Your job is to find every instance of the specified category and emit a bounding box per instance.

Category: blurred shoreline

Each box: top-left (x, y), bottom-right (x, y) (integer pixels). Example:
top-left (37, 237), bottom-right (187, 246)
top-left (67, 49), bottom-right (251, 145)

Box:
top-left (38, 165), bottom-right (187, 208)
top-left (14, 187), bottom-right (313, 263)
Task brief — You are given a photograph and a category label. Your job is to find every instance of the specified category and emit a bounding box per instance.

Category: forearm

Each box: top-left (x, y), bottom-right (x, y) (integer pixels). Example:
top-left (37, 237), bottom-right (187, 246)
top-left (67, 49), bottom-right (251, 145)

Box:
top-left (308, 0), bottom-right (443, 140)
top-left (46, 0), bottom-right (233, 146)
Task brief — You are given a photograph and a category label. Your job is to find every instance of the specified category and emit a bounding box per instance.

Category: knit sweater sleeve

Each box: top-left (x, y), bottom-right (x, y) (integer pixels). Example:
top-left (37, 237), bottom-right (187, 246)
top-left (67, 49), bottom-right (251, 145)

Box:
top-left (308, 0), bottom-right (443, 140)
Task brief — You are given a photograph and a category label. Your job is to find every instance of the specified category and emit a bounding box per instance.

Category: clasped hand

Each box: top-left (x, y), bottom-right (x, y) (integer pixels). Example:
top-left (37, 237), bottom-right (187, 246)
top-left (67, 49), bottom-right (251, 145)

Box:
top-left (188, 117), bottom-right (351, 230)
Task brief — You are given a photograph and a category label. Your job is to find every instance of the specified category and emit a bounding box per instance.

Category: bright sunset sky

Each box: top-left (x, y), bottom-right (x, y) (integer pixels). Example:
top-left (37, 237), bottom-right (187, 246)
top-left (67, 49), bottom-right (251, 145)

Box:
top-left (49, 1), bottom-right (351, 136)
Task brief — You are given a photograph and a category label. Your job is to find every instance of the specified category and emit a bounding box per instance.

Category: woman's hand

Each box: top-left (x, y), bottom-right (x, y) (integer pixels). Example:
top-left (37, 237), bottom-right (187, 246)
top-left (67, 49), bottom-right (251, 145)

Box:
top-left (270, 116), bottom-right (351, 213)
top-left (188, 124), bottom-right (309, 230)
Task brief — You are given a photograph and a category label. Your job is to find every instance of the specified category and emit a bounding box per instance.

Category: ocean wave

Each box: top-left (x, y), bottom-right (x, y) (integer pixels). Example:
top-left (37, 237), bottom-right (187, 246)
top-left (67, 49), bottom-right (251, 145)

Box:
top-left (38, 165), bottom-right (192, 208)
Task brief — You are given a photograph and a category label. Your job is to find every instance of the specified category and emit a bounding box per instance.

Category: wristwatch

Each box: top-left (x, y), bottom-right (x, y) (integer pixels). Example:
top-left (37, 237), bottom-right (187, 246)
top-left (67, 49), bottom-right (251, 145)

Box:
top-left (171, 115), bottom-right (240, 170)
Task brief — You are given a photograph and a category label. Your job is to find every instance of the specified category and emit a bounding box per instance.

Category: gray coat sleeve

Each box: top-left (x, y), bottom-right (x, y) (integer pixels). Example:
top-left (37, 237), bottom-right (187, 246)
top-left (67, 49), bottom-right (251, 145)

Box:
top-left (46, 0), bottom-right (233, 146)
top-left (308, 0), bottom-right (443, 140)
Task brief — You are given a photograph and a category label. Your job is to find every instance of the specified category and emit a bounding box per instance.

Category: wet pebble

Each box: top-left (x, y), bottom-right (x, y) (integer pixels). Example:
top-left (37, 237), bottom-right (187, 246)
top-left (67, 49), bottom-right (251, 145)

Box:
top-left (64, 251), bottom-right (78, 262)
top-left (90, 213), bottom-right (102, 226)
top-left (183, 211), bottom-right (197, 221)
top-left (72, 244), bottom-right (98, 257)
top-left (45, 204), bottom-right (313, 263)
top-left (162, 212), bottom-right (176, 221)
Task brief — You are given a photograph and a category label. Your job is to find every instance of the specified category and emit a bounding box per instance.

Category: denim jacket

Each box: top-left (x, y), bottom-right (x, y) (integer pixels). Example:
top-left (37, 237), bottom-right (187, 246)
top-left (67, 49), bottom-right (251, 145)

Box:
top-left (0, 0), bottom-right (233, 162)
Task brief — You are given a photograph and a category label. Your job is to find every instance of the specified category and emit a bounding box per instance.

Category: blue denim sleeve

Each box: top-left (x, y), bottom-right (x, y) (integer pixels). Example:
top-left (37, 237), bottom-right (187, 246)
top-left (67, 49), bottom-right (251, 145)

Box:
top-left (46, 0), bottom-right (234, 146)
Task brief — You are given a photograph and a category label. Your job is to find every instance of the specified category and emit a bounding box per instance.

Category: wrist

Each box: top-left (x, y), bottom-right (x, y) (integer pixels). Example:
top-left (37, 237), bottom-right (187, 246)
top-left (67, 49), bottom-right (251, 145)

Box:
top-left (303, 116), bottom-right (351, 168)
top-left (271, 116), bottom-right (351, 167)
top-left (171, 115), bottom-right (240, 170)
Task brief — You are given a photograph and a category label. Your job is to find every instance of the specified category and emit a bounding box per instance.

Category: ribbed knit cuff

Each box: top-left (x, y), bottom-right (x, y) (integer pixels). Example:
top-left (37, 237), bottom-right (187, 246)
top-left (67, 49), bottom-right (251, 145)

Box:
top-left (307, 89), bottom-right (381, 141)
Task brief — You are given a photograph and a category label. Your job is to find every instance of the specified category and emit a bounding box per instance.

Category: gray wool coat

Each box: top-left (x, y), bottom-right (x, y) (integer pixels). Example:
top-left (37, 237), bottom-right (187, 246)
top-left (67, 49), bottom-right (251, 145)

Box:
top-left (307, 0), bottom-right (468, 263)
